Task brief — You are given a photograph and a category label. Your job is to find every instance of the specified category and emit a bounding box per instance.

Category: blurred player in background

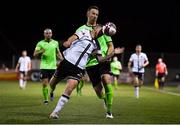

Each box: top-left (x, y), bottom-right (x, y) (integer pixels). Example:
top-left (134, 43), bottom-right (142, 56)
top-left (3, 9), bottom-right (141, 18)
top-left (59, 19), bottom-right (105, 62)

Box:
top-left (155, 58), bottom-right (168, 89)
top-left (110, 56), bottom-right (122, 90)
top-left (63, 5), bottom-right (124, 118)
top-left (33, 28), bottom-right (63, 105)
top-left (15, 50), bottom-right (31, 89)
top-left (128, 44), bottom-right (149, 99)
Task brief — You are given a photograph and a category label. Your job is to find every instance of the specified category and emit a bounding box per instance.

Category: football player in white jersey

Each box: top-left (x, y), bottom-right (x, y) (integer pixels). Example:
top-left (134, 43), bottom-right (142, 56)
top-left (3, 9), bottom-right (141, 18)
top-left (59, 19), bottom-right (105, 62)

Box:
top-left (128, 44), bottom-right (149, 98)
top-left (49, 24), bottom-right (116, 119)
top-left (15, 50), bottom-right (31, 89)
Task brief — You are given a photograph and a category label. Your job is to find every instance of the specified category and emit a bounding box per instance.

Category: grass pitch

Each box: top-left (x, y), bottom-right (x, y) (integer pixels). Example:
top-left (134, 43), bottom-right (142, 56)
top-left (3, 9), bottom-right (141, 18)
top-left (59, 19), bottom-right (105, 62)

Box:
top-left (0, 81), bottom-right (180, 124)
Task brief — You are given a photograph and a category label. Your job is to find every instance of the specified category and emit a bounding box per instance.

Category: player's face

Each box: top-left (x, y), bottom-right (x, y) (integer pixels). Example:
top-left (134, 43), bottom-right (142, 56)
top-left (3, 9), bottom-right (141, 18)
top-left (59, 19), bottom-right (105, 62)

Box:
top-left (87, 9), bottom-right (99, 24)
top-left (22, 51), bottom-right (27, 56)
top-left (158, 58), bottom-right (162, 63)
top-left (135, 45), bottom-right (142, 53)
top-left (113, 57), bottom-right (118, 61)
top-left (44, 31), bottom-right (52, 40)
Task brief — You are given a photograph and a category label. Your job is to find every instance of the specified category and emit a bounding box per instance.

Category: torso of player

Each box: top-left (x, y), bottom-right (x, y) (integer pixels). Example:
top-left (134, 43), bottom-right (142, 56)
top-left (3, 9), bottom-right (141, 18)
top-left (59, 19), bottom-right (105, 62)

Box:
top-left (76, 24), bottom-right (112, 67)
top-left (130, 52), bottom-right (148, 73)
top-left (36, 39), bottom-right (59, 69)
top-left (63, 28), bottom-right (97, 69)
top-left (111, 61), bottom-right (121, 75)
top-left (156, 63), bottom-right (166, 73)
top-left (18, 56), bottom-right (31, 72)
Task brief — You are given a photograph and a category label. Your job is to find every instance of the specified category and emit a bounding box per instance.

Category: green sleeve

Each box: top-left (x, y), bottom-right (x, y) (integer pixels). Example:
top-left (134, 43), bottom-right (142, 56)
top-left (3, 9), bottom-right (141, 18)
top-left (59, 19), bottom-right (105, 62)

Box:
top-left (104, 35), bottom-right (112, 43)
top-left (35, 42), bottom-right (42, 51)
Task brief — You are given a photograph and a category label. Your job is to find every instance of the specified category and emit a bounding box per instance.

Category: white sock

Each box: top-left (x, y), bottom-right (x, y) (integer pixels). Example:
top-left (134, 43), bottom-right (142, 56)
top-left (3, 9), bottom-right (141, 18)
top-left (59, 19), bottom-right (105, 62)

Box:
top-left (53, 94), bottom-right (69, 114)
top-left (134, 86), bottom-right (139, 98)
top-left (23, 81), bottom-right (27, 88)
top-left (19, 79), bottom-right (23, 88)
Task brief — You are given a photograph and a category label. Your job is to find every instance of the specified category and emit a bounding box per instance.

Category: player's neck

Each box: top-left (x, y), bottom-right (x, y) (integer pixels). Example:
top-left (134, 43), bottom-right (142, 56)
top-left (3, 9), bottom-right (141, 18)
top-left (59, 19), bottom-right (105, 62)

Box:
top-left (136, 52), bottom-right (141, 55)
top-left (45, 38), bottom-right (52, 42)
top-left (86, 22), bottom-right (96, 27)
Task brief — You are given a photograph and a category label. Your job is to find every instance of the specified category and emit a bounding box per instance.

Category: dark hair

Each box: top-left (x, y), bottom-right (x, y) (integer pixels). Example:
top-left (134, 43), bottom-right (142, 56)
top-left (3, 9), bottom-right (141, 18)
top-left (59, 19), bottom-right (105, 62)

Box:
top-left (87, 5), bottom-right (99, 12)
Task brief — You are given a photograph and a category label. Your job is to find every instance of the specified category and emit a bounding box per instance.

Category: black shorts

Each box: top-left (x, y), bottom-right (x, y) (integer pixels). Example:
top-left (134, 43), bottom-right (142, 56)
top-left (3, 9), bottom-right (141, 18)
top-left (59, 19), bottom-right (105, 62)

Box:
top-left (157, 73), bottom-right (165, 79)
top-left (40, 69), bottom-right (55, 80)
top-left (112, 74), bottom-right (119, 79)
top-left (133, 72), bottom-right (144, 81)
top-left (86, 62), bottom-right (111, 87)
top-left (19, 71), bottom-right (28, 76)
top-left (54, 59), bottom-right (84, 82)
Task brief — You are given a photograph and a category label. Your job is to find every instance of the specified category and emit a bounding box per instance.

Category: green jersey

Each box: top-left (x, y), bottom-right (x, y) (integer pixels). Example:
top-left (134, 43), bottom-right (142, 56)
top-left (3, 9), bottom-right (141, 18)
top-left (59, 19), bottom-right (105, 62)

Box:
top-left (76, 24), bottom-right (112, 67)
top-left (35, 39), bottom-right (59, 69)
top-left (110, 61), bottom-right (122, 75)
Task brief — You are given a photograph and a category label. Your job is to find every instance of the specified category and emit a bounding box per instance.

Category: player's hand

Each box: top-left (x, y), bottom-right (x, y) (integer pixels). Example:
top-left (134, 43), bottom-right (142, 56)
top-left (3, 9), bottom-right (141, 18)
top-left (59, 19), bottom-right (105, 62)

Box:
top-left (128, 67), bottom-right (132, 73)
top-left (96, 56), bottom-right (104, 62)
top-left (155, 73), bottom-right (158, 77)
top-left (40, 48), bottom-right (45, 54)
top-left (15, 68), bottom-right (18, 72)
top-left (63, 41), bottom-right (71, 48)
top-left (92, 50), bottom-right (102, 56)
top-left (114, 47), bottom-right (125, 54)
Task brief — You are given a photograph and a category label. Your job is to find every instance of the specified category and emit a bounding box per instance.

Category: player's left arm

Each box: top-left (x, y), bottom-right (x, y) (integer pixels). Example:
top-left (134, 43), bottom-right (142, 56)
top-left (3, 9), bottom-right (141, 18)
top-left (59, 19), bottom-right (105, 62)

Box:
top-left (97, 41), bottom-right (114, 62)
top-left (118, 62), bottom-right (122, 71)
top-left (56, 50), bottom-right (63, 61)
top-left (142, 55), bottom-right (149, 68)
top-left (28, 57), bottom-right (32, 71)
top-left (56, 42), bottom-right (64, 62)
top-left (165, 64), bottom-right (168, 75)
top-left (142, 60), bottom-right (149, 68)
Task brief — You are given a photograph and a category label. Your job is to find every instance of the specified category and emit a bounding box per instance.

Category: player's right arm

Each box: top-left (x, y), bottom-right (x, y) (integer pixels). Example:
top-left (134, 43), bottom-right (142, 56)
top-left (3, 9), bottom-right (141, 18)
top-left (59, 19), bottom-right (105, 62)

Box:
top-left (155, 64), bottom-right (159, 77)
top-left (128, 56), bottom-right (133, 72)
top-left (63, 25), bottom-right (88, 48)
top-left (63, 34), bottom-right (78, 48)
top-left (33, 42), bottom-right (45, 57)
top-left (15, 58), bottom-right (20, 72)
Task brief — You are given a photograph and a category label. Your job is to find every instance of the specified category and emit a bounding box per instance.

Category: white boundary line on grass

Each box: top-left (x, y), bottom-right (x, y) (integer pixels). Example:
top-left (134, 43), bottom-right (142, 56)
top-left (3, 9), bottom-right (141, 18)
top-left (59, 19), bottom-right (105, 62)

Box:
top-left (144, 87), bottom-right (180, 97)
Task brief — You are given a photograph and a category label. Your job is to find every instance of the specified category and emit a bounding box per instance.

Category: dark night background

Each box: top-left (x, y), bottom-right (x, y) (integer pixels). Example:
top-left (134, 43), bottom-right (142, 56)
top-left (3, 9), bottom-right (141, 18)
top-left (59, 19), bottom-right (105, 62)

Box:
top-left (0, 0), bottom-right (177, 62)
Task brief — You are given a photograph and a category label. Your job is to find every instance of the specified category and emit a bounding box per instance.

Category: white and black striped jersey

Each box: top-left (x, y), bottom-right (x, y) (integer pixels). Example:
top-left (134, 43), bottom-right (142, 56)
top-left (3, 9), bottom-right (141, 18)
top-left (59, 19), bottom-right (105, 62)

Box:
top-left (129, 52), bottom-right (148, 73)
top-left (63, 29), bottom-right (97, 69)
top-left (18, 56), bottom-right (31, 72)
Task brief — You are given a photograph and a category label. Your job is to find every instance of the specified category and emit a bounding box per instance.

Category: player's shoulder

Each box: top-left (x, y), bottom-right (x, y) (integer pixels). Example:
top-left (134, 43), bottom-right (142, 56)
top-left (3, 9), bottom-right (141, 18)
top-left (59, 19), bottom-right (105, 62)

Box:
top-left (131, 53), bottom-right (136, 56)
top-left (140, 52), bottom-right (148, 56)
top-left (51, 39), bottom-right (59, 43)
top-left (27, 56), bottom-right (31, 59)
top-left (76, 24), bottom-right (93, 32)
top-left (37, 40), bottom-right (45, 44)
top-left (19, 56), bottom-right (23, 60)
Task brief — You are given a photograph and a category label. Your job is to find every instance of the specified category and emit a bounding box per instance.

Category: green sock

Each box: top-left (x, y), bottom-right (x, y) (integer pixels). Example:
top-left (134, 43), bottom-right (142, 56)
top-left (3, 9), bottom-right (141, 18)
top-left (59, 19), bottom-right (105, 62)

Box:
top-left (104, 84), bottom-right (114, 113)
top-left (79, 80), bottom-right (84, 95)
top-left (42, 87), bottom-right (49, 101)
top-left (77, 80), bottom-right (84, 95)
top-left (76, 84), bottom-right (79, 95)
top-left (114, 79), bottom-right (118, 89)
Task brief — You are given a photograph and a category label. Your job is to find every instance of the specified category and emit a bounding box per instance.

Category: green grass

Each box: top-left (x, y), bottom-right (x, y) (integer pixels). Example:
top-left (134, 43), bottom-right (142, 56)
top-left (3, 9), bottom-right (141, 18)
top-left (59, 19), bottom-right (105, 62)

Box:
top-left (0, 81), bottom-right (180, 124)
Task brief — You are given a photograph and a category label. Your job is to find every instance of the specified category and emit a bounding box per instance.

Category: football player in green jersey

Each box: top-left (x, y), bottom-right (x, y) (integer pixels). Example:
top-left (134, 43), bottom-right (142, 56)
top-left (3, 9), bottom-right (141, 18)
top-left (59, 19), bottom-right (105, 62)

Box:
top-left (110, 56), bottom-right (122, 89)
top-left (33, 28), bottom-right (63, 105)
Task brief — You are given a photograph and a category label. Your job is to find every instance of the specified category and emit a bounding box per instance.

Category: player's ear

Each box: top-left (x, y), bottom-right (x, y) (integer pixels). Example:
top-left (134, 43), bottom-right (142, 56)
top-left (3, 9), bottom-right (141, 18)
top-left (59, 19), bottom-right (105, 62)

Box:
top-left (86, 11), bottom-right (89, 17)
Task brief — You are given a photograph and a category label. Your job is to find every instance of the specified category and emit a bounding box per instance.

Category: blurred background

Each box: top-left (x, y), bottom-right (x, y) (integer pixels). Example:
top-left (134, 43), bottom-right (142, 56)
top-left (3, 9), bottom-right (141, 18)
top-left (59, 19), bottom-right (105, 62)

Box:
top-left (0, 0), bottom-right (178, 84)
